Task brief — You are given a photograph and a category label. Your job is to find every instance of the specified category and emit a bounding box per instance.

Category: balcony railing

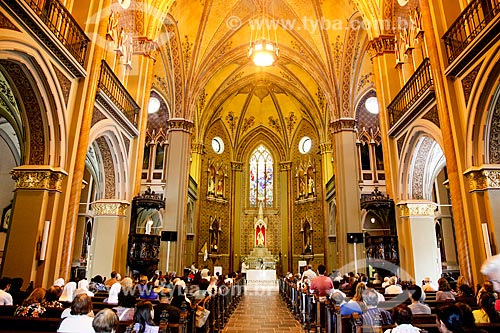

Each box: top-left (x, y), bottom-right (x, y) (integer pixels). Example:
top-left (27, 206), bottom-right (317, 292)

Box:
top-left (22, 0), bottom-right (89, 66)
top-left (443, 0), bottom-right (500, 64)
top-left (388, 58), bottom-right (433, 129)
top-left (97, 60), bottom-right (140, 128)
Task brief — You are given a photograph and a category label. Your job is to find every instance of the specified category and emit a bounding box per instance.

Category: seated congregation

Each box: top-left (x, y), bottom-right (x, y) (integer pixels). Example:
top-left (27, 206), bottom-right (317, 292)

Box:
top-left (280, 262), bottom-right (500, 333)
top-left (0, 268), bottom-right (243, 333)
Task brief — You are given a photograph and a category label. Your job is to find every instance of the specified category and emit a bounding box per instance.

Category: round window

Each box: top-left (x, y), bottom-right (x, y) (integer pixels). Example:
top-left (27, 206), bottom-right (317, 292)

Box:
top-left (299, 137), bottom-right (312, 154)
top-left (212, 137), bottom-right (224, 154)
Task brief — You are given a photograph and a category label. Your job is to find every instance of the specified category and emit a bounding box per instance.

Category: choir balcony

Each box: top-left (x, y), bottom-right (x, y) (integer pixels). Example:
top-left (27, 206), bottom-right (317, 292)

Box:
top-left (3, 0), bottom-right (90, 77)
top-left (443, 0), bottom-right (500, 76)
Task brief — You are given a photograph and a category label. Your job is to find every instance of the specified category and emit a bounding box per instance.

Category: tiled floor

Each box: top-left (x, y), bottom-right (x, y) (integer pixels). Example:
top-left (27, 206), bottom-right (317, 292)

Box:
top-left (222, 288), bottom-right (303, 332)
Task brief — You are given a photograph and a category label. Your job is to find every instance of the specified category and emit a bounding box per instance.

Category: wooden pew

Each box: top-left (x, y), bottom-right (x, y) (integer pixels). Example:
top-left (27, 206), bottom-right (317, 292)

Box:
top-left (0, 316), bottom-right (61, 333)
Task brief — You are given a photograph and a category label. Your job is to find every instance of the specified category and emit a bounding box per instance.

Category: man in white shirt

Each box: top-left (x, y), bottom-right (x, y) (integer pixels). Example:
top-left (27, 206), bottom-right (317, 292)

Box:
top-left (385, 276), bottom-right (403, 294)
top-left (422, 276), bottom-right (436, 292)
top-left (0, 277), bottom-right (13, 305)
top-left (301, 264), bottom-right (317, 283)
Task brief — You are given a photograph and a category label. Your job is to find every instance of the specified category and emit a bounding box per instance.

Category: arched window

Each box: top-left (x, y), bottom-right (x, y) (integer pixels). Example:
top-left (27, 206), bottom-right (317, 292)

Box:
top-left (249, 145), bottom-right (273, 207)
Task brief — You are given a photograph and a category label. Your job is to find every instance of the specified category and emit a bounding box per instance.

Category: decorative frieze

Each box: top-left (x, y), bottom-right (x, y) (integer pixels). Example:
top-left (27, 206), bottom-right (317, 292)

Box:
top-left (91, 200), bottom-right (130, 217)
top-left (398, 201), bottom-right (437, 217)
top-left (319, 142), bottom-right (333, 154)
top-left (330, 119), bottom-right (356, 133)
top-left (191, 142), bottom-right (204, 154)
top-left (10, 166), bottom-right (67, 192)
top-left (465, 166), bottom-right (500, 191)
top-left (168, 118), bottom-right (194, 133)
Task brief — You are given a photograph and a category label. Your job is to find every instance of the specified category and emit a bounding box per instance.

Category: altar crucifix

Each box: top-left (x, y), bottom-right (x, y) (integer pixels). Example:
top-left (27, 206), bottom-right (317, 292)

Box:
top-left (254, 201), bottom-right (267, 247)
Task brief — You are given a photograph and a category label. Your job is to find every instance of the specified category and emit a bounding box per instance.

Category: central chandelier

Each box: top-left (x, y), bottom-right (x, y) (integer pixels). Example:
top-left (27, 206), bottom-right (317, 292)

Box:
top-left (248, 0), bottom-right (279, 67)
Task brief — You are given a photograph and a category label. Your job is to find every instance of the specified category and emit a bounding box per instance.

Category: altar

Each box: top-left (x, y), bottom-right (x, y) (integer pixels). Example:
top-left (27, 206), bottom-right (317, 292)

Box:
top-left (246, 269), bottom-right (277, 287)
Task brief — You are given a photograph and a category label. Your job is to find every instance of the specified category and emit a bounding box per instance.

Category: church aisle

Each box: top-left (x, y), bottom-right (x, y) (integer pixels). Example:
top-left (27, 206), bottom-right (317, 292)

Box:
top-left (222, 289), bottom-right (302, 332)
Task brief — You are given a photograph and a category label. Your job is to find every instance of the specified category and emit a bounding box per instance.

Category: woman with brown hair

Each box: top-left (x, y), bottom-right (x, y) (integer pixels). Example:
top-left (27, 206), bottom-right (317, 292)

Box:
top-left (436, 277), bottom-right (456, 302)
top-left (57, 293), bottom-right (95, 333)
top-left (14, 287), bottom-right (46, 317)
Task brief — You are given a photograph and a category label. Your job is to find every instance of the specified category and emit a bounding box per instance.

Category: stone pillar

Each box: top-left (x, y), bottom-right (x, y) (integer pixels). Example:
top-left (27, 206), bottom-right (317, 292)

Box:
top-left (280, 161), bottom-right (292, 272)
top-left (331, 119), bottom-right (362, 272)
top-left (229, 161), bottom-right (243, 272)
top-left (190, 143), bottom-right (204, 185)
top-left (319, 142), bottom-right (333, 183)
top-left (3, 166), bottom-right (67, 288)
top-left (465, 166), bottom-right (500, 264)
top-left (162, 119), bottom-right (193, 273)
top-left (88, 200), bottom-right (129, 278)
top-left (397, 201), bottom-right (440, 285)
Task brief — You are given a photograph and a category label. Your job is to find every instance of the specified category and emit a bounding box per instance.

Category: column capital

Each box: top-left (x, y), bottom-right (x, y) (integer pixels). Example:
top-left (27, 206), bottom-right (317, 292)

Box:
top-left (280, 161), bottom-right (292, 171)
top-left (330, 118), bottom-right (356, 133)
top-left (231, 161), bottom-right (243, 171)
top-left (464, 165), bottom-right (500, 191)
top-left (397, 200), bottom-right (437, 217)
top-left (191, 142), bottom-right (204, 154)
top-left (168, 118), bottom-right (194, 133)
top-left (91, 200), bottom-right (130, 217)
top-left (319, 142), bottom-right (333, 154)
top-left (10, 166), bottom-right (68, 192)
top-left (367, 35), bottom-right (396, 58)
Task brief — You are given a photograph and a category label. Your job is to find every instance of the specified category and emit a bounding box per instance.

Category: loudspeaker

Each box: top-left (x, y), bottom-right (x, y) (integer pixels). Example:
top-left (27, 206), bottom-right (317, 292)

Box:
top-left (347, 232), bottom-right (364, 243)
top-left (161, 231), bottom-right (178, 242)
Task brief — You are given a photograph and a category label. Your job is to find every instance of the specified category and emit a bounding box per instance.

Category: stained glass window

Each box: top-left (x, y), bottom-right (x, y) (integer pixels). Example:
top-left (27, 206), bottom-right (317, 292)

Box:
top-left (249, 145), bottom-right (273, 207)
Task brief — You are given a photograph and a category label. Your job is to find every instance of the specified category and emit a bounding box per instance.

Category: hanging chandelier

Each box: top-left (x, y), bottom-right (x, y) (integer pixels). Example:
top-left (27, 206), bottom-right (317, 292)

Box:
top-left (248, 0), bottom-right (279, 67)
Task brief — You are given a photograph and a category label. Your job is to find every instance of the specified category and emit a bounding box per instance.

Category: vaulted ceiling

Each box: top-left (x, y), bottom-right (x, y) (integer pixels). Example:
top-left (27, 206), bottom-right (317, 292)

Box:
top-left (144, 0), bottom-right (413, 151)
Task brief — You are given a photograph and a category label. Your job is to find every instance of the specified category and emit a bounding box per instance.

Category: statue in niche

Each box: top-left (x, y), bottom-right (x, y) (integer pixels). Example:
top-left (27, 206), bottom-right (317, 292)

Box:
top-left (254, 201), bottom-right (267, 247)
top-left (207, 175), bottom-right (215, 196)
top-left (122, 31), bottom-right (133, 66)
top-left (308, 177), bottom-right (315, 196)
top-left (299, 176), bottom-right (306, 197)
top-left (107, 10), bottom-right (120, 44)
top-left (216, 178), bottom-right (223, 197)
top-left (136, 207), bottom-right (163, 235)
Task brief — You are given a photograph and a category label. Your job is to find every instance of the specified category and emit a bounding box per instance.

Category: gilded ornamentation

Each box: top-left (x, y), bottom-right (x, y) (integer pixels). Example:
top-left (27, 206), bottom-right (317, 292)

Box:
top-left (341, 27), bottom-right (358, 117)
top-left (0, 11), bottom-right (19, 31)
top-left (411, 136), bottom-right (433, 199)
top-left (96, 137), bottom-right (116, 199)
top-left (168, 119), bottom-right (194, 133)
top-left (52, 64), bottom-right (71, 107)
top-left (319, 142), bottom-right (333, 154)
top-left (133, 36), bottom-right (157, 58)
top-left (422, 105), bottom-right (440, 128)
top-left (316, 87), bottom-right (326, 113)
top-left (285, 112), bottom-right (297, 134)
top-left (91, 201), bottom-right (129, 217)
top-left (231, 161), bottom-right (243, 171)
top-left (290, 40), bottom-right (311, 62)
top-left (367, 35), bottom-right (396, 58)
top-left (91, 107), bottom-right (107, 127)
top-left (280, 71), bottom-right (296, 85)
top-left (398, 201), bottom-right (437, 217)
top-left (241, 116), bottom-right (255, 134)
top-left (330, 119), bottom-right (356, 133)
top-left (489, 94), bottom-right (500, 163)
top-left (166, 23), bottom-right (183, 118)
top-left (397, 133), bottom-right (406, 158)
top-left (268, 116), bottom-right (282, 133)
top-left (182, 35), bottom-right (192, 73)
top-left (465, 168), bottom-right (500, 191)
top-left (280, 161), bottom-right (292, 171)
top-left (191, 142), bottom-right (204, 154)
top-left (332, 35), bottom-right (343, 75)
top-left (462, 63), bottom-right (482, 107)
top-left (11, 167), bottom-right (67, 191)
top-left (198, 88), bottom-right (208, 113)
top-left (357, 73), bottom-right (374, 92)
top-left (212, 41), bottom-right (232, 62)
top-left (226, 111), bottom-right (238, 135)
top-left (0, 60), bottom-right (45, 164)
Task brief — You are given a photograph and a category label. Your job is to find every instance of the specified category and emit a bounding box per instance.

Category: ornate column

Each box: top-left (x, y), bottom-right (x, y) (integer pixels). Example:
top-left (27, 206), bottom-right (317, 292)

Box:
top-left (330, 119), bottom-right (361, 272)
top-left (88, 200), bottom-right (129, 278)
top-left (280, 161), bottom-right (292, 272)
top-left (162, 118), bottom-right (193, 273)
top-left (190, 143), bottom-right (204, 185)
top-left (3, 166), bottom-right (67, 288)
top-left (229, 161), bottom-right (243, 272)
top-left (397, 201), bottom-right (440, 285)
top-left (465, 166), bottom-right (500, 261)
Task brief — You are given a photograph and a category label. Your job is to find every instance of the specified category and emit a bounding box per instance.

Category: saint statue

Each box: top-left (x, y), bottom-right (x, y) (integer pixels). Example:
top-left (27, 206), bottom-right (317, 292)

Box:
top-left (216, 179), bottom-right (223, 197)
top-left (145, 219), bottom-right (153, 235)
top-left (308, 177), bottom-right (315, 195)
top-left (257, 229), bottom-right (264, 246)
top-left (207, 174), bottom-right (215, 196)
